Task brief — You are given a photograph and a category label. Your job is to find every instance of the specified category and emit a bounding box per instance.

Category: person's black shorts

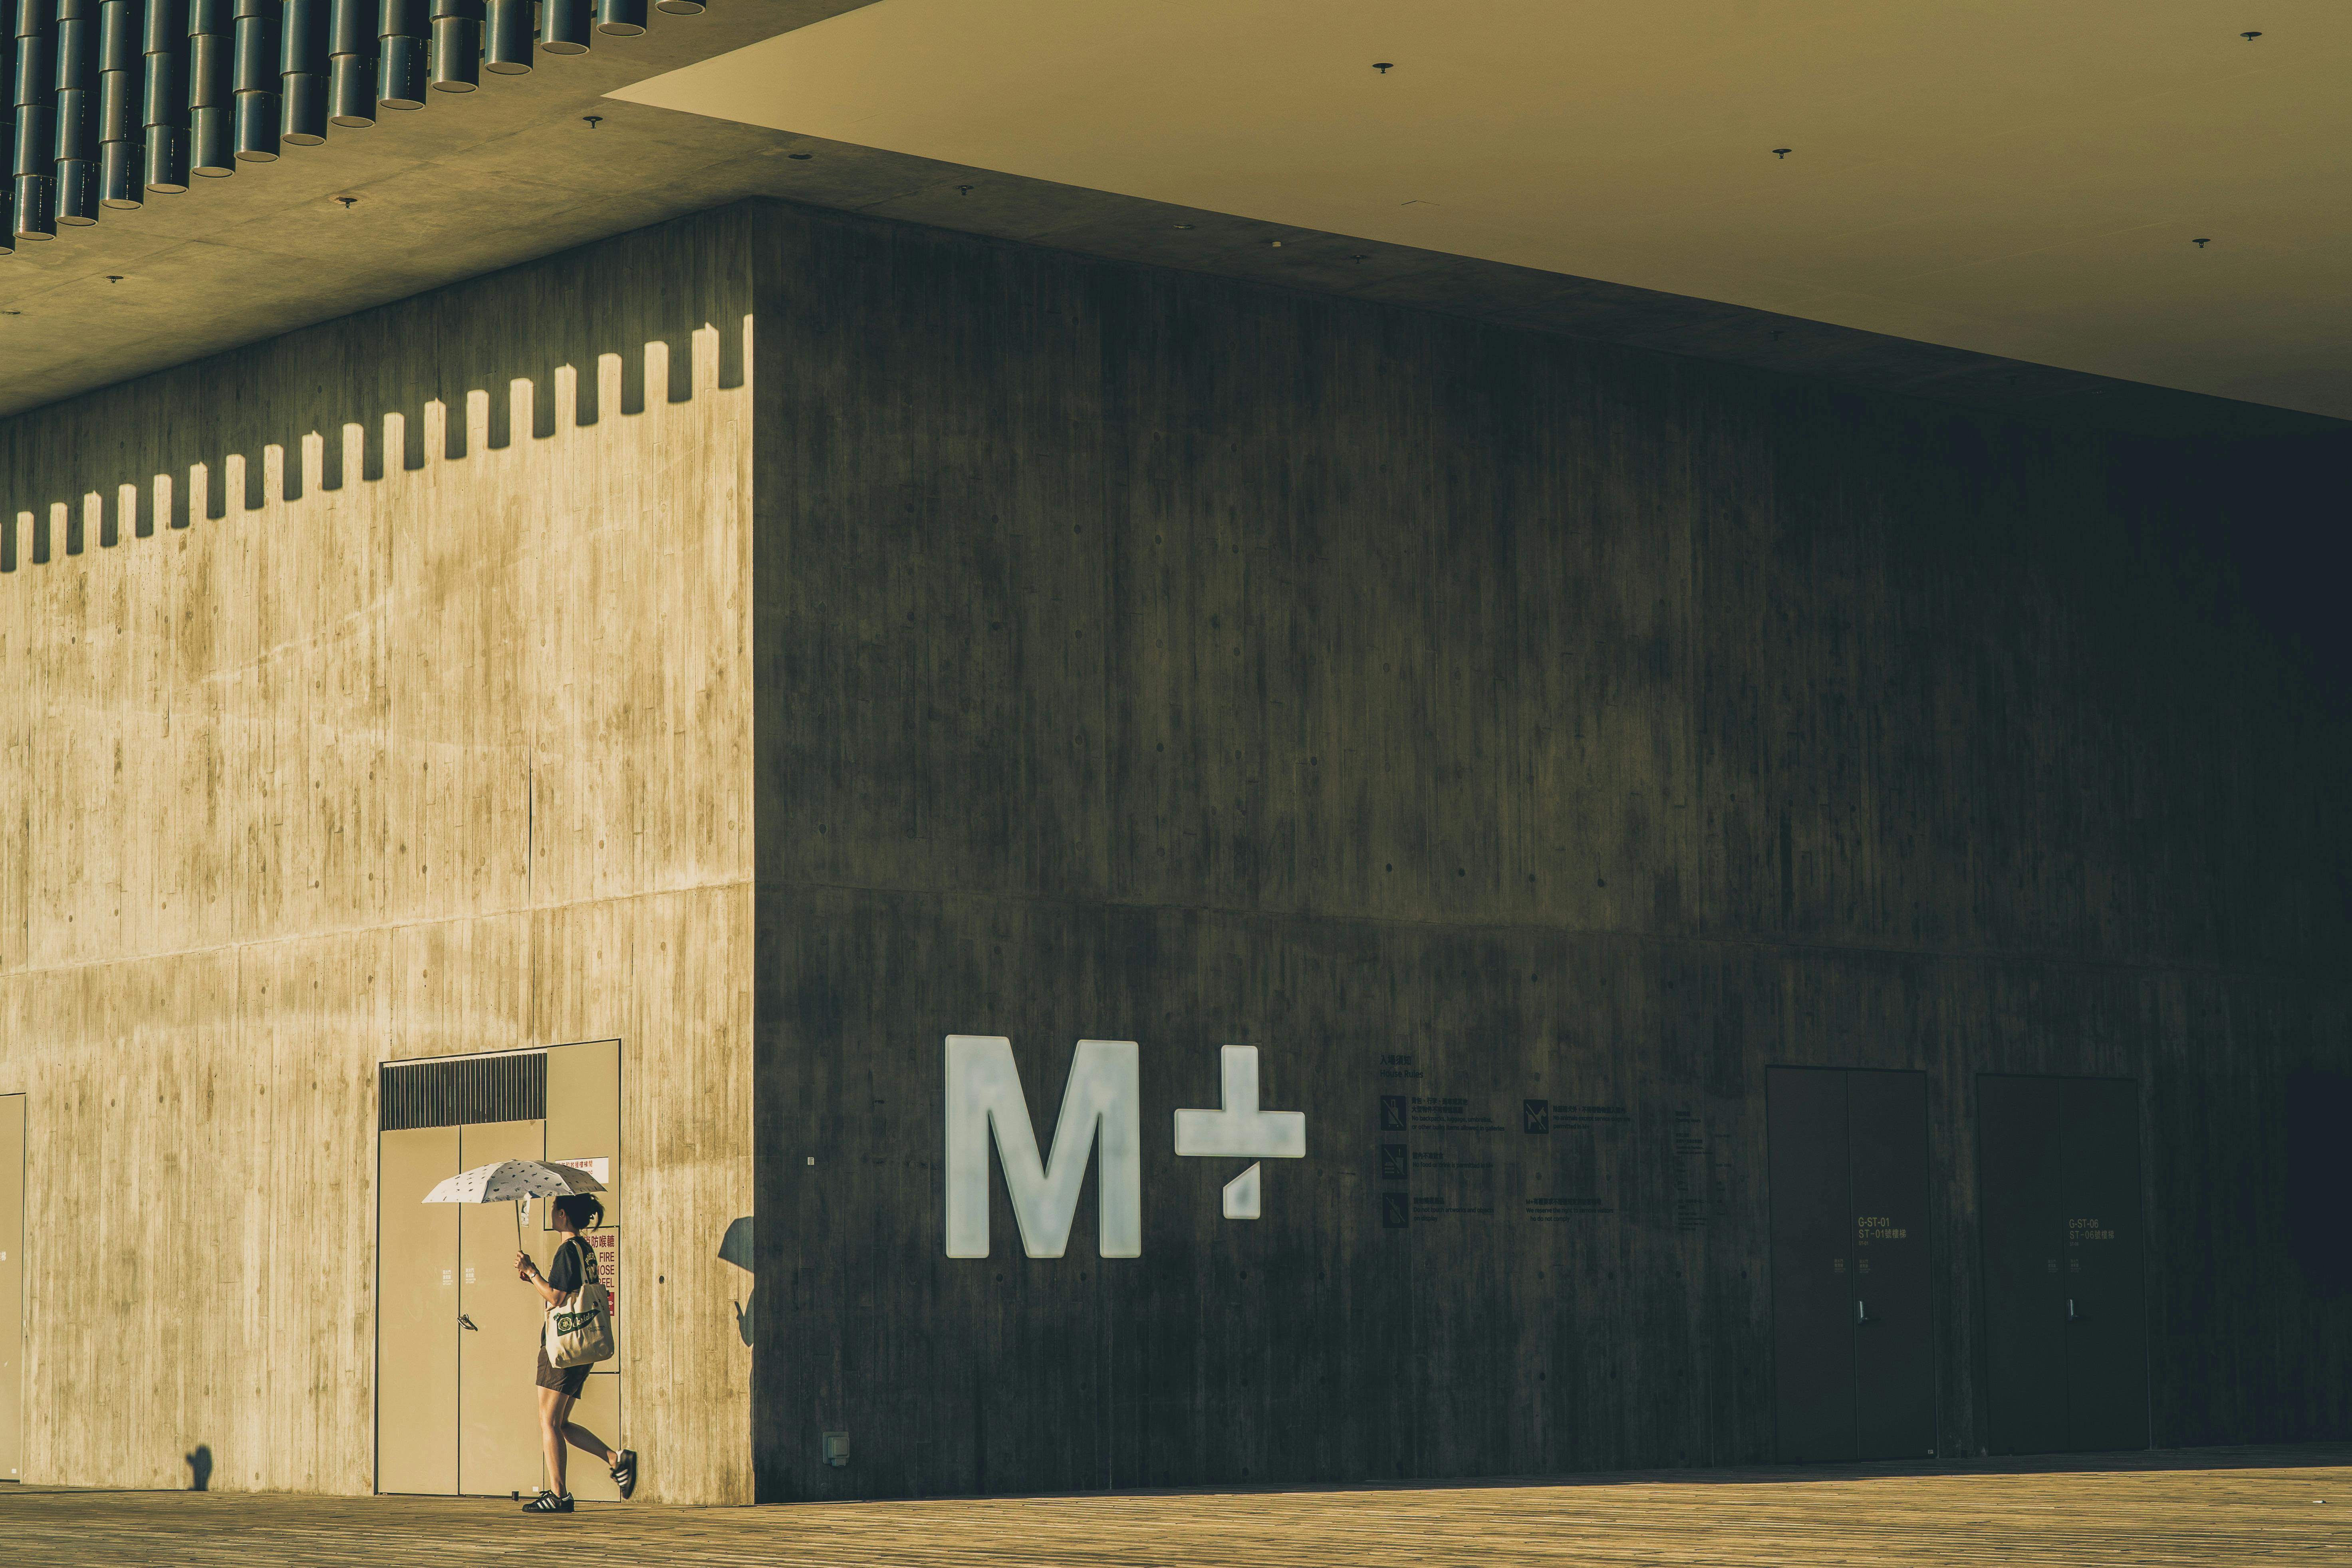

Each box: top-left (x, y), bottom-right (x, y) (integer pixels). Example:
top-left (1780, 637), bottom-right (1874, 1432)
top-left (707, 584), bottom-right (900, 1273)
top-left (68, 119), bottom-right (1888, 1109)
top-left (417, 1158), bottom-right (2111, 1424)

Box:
top-left (536, 1346), bottom-right (591, 1399)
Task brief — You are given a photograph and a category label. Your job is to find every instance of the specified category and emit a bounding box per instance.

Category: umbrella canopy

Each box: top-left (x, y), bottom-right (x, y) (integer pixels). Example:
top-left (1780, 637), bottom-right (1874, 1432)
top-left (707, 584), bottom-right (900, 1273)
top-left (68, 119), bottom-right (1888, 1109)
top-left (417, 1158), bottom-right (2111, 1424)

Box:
top-left (423, 1159), bottom-right (608, 1205)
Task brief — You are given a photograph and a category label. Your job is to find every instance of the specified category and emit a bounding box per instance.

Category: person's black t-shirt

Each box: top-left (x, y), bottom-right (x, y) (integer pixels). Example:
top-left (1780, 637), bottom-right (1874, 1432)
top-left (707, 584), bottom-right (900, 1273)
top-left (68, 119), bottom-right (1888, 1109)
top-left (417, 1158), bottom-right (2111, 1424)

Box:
top-left (546, 1237), bottom-right (587, 1297)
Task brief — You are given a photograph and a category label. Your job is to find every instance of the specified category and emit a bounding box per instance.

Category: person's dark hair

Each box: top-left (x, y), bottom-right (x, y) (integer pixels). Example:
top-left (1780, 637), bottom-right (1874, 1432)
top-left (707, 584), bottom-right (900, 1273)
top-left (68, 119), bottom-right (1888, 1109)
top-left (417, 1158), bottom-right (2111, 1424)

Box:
top-left (552, 1193), bottom-right (604, 1231)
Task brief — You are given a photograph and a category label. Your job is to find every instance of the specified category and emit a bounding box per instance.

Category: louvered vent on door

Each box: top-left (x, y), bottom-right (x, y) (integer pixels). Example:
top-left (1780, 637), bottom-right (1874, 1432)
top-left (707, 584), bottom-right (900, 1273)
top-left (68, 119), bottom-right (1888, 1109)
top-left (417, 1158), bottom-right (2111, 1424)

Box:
top-left (378, 1052), bottom-right (548, 1130)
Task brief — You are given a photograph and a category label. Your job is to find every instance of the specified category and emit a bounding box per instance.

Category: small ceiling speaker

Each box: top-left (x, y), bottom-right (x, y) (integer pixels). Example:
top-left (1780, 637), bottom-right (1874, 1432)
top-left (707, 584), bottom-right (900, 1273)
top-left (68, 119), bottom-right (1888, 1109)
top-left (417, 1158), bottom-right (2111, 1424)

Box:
top-left (98, 129), bottom-right (137, 202)
top-left (537, 0), bottom-right (584, 51)
top-left (327, 47), bottom-right (371, 121)
top-left (427, 14), bottom-right (477, 90)
top-left (190, 100), bottom-right (231, 170)
top-left (12, 170), bottom-right (56, 238)
top-left (482, 0), bottom-right (526, 71)
top-left (281, 68), bottom-right (324, 141)
top-left (141, 117), bottom-right (185, 188)
top-left (593, 0), bottom-right (642, 36)
top-left (54, 153), bottom-right (96, 220)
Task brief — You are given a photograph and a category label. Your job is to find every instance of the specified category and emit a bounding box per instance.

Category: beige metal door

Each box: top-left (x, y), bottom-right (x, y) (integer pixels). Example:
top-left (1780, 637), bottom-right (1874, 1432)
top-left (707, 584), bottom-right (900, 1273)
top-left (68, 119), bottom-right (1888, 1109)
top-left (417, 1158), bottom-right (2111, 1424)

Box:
top-left (546, 1040), bottom-right (623, 1500)
top-left (458, 1118), bottom-right (548, 1497)
top-left (376, 1125), bottom-right (460, 1494)
top-left (0, 1096), bottom-right (23, 1482)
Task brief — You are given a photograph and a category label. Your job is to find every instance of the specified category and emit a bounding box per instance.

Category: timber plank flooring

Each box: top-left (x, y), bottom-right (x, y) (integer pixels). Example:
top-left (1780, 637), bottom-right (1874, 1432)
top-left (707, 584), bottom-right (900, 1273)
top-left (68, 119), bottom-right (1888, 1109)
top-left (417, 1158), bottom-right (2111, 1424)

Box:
top-left (2, 1449), bottom-right (2347, 1566)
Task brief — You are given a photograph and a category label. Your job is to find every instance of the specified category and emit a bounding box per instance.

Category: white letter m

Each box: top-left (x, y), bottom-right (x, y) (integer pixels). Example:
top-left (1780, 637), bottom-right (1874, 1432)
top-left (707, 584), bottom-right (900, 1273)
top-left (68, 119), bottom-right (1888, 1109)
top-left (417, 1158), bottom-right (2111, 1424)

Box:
top-left (944, 1035), bottom-right (1141, 1259)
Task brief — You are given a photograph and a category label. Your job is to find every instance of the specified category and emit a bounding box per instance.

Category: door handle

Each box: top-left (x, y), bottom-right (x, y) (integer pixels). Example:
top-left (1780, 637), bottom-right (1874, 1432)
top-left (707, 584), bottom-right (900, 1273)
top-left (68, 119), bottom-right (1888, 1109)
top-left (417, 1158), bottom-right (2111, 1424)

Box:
top-left (2067, 1299), bottom-right (2082, 1322)
top-left (458, 1314), bottom-right (480, 1332)
top-left (1855, 1300), bottom-right (1874, 1325)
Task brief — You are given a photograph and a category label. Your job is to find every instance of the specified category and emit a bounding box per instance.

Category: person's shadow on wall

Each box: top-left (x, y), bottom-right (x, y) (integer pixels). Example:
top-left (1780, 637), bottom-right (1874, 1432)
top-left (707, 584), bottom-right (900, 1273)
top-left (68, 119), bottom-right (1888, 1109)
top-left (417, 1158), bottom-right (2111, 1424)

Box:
top-left (720, 1216), bottom-right (754, 1348)
top-left (185, 1443), bottom-right (212, 1491)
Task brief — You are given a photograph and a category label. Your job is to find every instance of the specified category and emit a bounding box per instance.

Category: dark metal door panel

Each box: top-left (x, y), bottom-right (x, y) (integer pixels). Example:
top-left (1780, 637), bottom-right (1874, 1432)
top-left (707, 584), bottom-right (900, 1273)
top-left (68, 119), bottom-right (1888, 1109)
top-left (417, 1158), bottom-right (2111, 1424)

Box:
top-left (1848, 1071), bottom-right (1935, 1460)
top-left (2062, 1077), bottom-right (2148, 1451)
top-left (1978, 1075), bottom-right (2068, 1455)
top-left (1767, 1068), bottom-right (1855, 1462)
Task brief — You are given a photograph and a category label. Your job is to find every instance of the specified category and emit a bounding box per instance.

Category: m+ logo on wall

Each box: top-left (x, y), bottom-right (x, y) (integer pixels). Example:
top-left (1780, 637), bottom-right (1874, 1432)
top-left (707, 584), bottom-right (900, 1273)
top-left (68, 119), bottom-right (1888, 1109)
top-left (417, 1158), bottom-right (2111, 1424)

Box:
top-left (941, 1037), bottom-right (1307, 1259)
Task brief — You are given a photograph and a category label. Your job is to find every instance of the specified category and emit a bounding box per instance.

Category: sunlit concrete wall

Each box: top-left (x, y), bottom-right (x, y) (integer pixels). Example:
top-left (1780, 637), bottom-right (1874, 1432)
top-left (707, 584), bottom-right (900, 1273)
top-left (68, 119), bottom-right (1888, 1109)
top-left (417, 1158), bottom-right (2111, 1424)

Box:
top-left (0, 209), bottom-right (757, 1500)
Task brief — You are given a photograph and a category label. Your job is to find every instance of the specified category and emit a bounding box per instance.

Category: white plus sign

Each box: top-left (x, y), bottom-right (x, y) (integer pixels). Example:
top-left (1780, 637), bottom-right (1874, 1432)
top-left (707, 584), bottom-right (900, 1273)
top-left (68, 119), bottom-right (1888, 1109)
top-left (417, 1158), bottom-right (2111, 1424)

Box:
top-left (1173, 1045), bottom-right (1306, 1219)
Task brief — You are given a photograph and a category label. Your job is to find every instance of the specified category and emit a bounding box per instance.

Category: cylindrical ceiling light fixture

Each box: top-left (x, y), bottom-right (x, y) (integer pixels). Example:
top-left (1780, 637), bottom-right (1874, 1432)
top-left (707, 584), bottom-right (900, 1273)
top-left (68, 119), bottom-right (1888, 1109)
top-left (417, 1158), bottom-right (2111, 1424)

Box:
top-left (280, 0), bottom-right (324, 141)
top-left (376, 0), bottom-right (422, 109)
top-left (187, 0), bottom-right (230, 174)
top-left (480, 0), bottom-right (522, 72)
top-left (536, 0), bottom-right (585, 53)
top-left (425, 0), bottom-right (475, 92)
top-left (229, 0), bottom-right (275, 159)
top-left (653, 0), bottom-right (698, 16)
top-left (95, 0), bottom-right (137, 206)
top-left (53, 0), bottom-right (98, 222)
top-left (14, 0), bottom-right (60, 240)
top-left (593, 0), bottom-right (642, 37)
top-left (139, 0), bottom-right (183, 189)
top-left (324, 0), bottom-right (369, 123)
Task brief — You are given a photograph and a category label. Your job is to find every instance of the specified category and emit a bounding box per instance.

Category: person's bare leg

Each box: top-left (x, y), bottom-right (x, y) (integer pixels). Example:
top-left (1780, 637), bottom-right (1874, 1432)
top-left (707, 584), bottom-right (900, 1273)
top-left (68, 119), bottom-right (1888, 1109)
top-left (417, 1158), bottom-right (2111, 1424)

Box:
top-left (562, 1418), bottom-right (619, 1467)
top-left (538, 1388), bottom-right (572, 1496)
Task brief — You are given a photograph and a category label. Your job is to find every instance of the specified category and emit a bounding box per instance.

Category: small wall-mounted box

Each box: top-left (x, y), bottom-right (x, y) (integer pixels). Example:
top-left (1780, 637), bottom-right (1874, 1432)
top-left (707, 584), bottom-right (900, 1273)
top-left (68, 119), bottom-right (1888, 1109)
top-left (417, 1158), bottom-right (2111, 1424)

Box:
top-left (822, 1431), bottom-right (850, 1467)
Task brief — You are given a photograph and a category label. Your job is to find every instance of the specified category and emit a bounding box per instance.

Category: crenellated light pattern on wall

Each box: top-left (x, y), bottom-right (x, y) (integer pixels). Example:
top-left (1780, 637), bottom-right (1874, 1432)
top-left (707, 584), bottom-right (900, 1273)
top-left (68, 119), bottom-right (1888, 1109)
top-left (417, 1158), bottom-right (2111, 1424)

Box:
top-left (2, 0), bottom-right (703, 249)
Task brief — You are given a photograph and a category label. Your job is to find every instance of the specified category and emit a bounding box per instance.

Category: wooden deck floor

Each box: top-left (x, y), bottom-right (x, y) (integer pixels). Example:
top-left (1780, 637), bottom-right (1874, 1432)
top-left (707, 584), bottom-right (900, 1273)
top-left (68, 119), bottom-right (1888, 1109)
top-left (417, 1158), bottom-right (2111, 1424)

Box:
top-left (3, 1448), bottom-right (2347, 1566)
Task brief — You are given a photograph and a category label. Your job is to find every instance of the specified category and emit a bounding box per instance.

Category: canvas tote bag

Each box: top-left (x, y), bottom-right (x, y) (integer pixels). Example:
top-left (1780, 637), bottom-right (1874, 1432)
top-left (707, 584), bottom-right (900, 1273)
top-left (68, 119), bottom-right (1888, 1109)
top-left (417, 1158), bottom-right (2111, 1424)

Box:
top-left (546, 1237), bottom-right (617, 1368)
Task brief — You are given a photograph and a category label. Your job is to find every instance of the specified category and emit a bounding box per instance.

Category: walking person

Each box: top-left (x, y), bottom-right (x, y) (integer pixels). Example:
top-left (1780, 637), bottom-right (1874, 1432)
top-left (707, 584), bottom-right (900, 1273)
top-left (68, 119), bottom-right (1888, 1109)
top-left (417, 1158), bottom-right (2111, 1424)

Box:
top-left (514, 1193), bottom-right (637, 1512)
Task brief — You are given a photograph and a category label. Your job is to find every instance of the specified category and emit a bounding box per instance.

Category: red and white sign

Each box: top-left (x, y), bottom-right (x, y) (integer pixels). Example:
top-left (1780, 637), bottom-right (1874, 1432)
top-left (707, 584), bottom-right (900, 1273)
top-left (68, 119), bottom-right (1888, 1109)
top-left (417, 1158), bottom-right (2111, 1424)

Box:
top-left (586, 1229), bottom-right (619, 1320)
top-left (552, 1156), bottom-right (610, 1188)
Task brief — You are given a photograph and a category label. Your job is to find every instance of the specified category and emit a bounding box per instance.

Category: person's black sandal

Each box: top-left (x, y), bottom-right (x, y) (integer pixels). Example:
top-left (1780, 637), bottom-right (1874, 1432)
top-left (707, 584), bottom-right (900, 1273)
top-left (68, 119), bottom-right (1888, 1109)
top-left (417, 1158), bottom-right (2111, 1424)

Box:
top-left (611, 1450), bottom-right (637, 1500)
top-left (522, 1492), bottom-right (574, 1514)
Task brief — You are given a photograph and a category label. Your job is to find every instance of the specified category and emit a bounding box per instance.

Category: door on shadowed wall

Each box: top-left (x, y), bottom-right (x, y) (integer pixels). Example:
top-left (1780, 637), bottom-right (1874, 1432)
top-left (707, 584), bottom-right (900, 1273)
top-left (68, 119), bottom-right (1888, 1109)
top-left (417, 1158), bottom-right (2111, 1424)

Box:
top-left (1977, 1074), bottom-right (2147, 1455)
top-left (1767, 1068), bottom-right (1938, 1463)
top-left (376, 1043), bottom-right (623, 1499)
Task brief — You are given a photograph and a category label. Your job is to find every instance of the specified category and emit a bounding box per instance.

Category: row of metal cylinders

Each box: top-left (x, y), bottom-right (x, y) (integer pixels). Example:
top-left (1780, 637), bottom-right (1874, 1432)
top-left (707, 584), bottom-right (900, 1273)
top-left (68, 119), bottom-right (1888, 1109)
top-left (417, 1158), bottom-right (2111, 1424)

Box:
top-left (3, 0), bottom-right (703, 248)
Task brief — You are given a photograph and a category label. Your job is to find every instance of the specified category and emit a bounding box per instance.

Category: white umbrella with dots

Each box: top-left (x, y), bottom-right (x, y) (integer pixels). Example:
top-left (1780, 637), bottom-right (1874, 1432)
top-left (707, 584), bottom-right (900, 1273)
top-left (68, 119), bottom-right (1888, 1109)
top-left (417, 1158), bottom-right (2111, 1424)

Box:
top-left (423, 1159), bottom-right (608, 1247)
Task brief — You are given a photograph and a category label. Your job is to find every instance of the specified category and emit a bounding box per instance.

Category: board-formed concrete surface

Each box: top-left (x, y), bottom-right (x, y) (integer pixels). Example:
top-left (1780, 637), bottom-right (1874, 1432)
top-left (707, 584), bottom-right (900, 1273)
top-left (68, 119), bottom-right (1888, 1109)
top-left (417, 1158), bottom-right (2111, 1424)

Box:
top-left (2, 1449), bottom-right (2347, 1566)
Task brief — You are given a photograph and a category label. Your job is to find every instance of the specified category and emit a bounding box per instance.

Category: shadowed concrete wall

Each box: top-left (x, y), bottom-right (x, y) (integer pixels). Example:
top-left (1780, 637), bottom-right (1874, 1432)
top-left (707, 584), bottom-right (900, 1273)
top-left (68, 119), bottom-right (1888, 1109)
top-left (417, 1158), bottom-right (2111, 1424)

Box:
top-left (750, 203), bottom-right (2352, 1499)
top-left (0, 210), bottom-right (756, 1500)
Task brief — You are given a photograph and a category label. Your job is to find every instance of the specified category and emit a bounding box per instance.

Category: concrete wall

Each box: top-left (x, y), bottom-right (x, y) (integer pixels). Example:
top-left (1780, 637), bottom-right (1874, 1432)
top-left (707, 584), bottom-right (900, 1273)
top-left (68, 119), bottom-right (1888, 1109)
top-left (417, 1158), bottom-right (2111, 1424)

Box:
top-left (3, 194), bottom-right (2345, 1505)
top-left (749, 203), bottom-right (2352, 1499)
top-left (0, 211), bottom-right (758, 1500)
